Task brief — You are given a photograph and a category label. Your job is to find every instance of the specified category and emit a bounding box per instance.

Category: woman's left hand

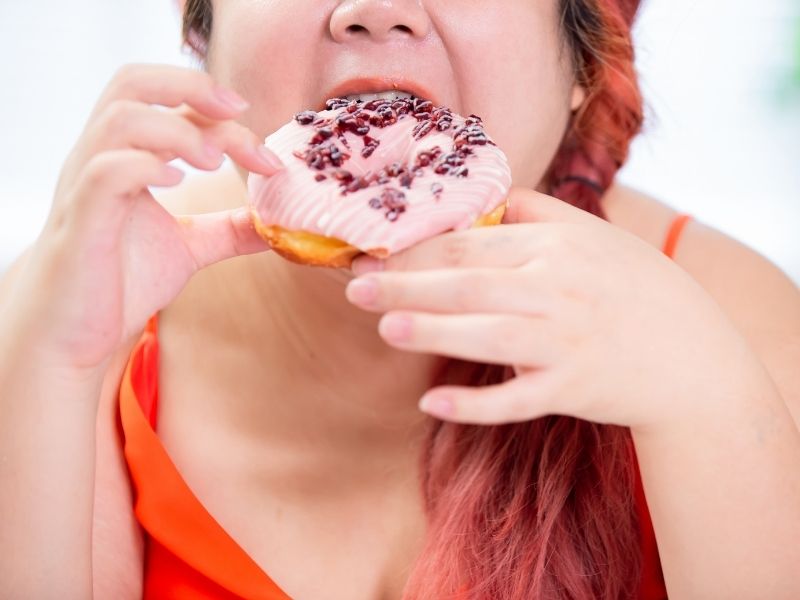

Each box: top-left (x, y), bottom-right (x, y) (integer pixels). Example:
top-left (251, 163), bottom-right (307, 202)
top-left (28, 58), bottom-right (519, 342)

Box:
top-left (346, 187), bottom-right (750, 431)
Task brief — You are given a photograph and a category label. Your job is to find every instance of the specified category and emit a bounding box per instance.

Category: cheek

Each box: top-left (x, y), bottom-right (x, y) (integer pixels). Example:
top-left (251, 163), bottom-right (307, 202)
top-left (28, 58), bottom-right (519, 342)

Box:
top-left (451, 12), bottom-right (574, 188)
top-left (209, 2), bottom-right (322, 138)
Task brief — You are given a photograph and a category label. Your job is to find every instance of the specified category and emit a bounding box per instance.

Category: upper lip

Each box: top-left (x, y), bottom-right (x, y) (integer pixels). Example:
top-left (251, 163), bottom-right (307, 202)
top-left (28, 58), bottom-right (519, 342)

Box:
top-left (318, 77), bottom-right (439, 111)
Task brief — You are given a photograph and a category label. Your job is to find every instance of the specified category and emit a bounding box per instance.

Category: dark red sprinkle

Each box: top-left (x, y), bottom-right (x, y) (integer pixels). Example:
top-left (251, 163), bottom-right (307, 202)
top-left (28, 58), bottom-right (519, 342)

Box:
top-left (369, 115), bottom-right (384, 126)
top-left (325, 98), bottom-right (349, 110)
top-left (315, 173), bottom-right (327, 181)
top-left (361, 135), bottom-right (380, 158)
top-left (413, 100), bottom-right (433, 113)
top-left (413, 111), bottom-right (431, 121)
top-left (344, 177), bottom-right (369, 193)
top-left (452, 166), bottom-right (469, 178)
top-left (335, 113), bottom-right (357, 128)
top-left (413, 120), bottom-right (434, 140)
top-left (346, 101), bottom-right (359, 113)
top-left (295, 110), bottom-right (317, 125)
top-left (364, 99), bottom-right (390, 110)
top-left (332, 168), bottom-right (354, 181)
top-left (369, 197), bottom-right (382, 209)
top-left (392, 101), bottom-right (411, 115)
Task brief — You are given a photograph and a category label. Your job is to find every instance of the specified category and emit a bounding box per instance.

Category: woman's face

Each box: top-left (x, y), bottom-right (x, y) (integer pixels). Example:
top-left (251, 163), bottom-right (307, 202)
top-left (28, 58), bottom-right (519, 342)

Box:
top-left (206, 0), bottom-right (584, 189)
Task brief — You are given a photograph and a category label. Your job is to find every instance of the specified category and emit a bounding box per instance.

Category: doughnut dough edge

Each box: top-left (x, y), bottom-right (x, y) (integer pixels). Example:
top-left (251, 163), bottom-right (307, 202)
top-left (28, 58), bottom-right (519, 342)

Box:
top-left (251, 200), bottom-right (508, 269)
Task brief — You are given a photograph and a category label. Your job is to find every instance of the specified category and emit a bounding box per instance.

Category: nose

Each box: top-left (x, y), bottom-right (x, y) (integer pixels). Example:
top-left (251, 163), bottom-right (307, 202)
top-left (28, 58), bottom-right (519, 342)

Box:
top-left (330, 0), bottom-right (431, 43)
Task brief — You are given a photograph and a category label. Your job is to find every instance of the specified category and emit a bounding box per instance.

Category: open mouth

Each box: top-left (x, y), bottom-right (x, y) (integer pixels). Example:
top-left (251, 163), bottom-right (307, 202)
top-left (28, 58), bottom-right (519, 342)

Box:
top-left (316, 90), bottom-right (420, 112)
top-left (317, 78), bottom-right (439, 112)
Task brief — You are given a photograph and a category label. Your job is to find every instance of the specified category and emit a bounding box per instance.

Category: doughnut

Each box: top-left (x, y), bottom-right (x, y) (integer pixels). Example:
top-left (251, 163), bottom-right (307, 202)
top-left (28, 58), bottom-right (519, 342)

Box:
top-left (247, 96), bottom-right (512, 268)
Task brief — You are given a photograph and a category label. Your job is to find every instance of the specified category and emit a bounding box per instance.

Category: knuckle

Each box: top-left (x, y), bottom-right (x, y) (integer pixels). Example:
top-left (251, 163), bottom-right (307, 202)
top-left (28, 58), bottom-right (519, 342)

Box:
top-left (440, 234), bottom-right (470, 267)
top-left (80, 153), bottom-right (116, 189)
top-left (536, 231), bottom-right (563, 259)
top-left (100, 100), bottom-right (138, 136)
top-left (506, 389), bottom-right (532, 419)
top-left (487, 316), bottom-right (524, 357)
top-left (453, 272), bottom-right (490, 311)
top-left (110, 63), bottom-right (143, 95)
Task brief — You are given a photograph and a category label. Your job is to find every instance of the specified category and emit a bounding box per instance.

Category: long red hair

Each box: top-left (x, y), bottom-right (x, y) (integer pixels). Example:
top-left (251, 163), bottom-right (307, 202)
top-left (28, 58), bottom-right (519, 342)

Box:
top-left (182, 1), bottom-right (646, 597)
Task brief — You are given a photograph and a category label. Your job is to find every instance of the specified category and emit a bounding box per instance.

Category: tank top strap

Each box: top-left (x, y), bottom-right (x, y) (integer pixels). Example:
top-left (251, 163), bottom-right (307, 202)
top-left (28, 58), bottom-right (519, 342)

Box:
top-left (662, 213), bottom-right (693, 259)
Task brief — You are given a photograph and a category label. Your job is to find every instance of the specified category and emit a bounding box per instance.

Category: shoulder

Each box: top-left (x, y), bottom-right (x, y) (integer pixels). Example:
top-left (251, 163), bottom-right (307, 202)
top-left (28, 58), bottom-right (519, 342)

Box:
top-left (605, 183), bottom-right (800, 422)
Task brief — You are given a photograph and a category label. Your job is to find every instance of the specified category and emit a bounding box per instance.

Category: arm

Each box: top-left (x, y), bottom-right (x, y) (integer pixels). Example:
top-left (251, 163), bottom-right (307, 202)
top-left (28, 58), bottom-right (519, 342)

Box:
top-left (634, 227), bottom-right (800, 599)
top-left (633, 345), bottom-right (800, 599)
top-left (0, 253), bottom-right (107, 597)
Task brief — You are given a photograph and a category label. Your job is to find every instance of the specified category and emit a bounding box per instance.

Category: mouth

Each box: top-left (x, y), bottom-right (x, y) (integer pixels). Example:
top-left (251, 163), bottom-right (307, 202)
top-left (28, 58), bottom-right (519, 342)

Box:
top-left (317, 77), bottom-right (439, 111)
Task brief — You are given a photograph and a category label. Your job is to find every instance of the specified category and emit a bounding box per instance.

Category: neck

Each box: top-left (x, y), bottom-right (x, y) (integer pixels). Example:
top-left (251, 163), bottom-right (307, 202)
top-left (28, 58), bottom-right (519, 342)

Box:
top-left (166, 163), bottom-right (441, 469)
top-left (177, 240), bottom-right (439, 465)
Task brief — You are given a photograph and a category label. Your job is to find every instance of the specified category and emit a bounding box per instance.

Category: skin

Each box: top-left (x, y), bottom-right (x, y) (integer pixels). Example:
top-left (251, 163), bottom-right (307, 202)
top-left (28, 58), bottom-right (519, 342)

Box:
top-left (1, 0), bottom-right (799, 598)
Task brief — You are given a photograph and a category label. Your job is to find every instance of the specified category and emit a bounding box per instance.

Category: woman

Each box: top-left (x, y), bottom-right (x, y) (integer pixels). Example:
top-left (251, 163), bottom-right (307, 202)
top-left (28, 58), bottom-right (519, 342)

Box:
top-left (1, 0), bottom-right (799, 598)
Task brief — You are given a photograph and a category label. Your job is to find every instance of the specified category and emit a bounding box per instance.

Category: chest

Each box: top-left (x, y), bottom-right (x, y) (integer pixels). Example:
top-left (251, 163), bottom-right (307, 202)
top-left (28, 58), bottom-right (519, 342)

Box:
top-left (153, 390), bottom-right (428, 600)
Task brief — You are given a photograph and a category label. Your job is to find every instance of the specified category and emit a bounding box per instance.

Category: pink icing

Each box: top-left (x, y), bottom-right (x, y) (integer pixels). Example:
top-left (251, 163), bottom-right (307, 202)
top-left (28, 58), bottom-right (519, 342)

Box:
top-left (247, 99), bottom-right (512, 256)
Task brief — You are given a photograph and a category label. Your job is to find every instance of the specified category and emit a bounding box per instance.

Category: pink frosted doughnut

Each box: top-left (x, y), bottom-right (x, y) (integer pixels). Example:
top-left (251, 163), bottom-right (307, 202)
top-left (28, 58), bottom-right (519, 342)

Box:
top-left (247, 97), bottom-right (512, 268)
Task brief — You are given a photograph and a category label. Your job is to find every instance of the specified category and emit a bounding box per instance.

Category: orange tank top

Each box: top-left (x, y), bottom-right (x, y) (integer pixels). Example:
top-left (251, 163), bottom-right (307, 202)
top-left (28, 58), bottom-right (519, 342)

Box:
top-left (119, 213), bottom-right (693, 599)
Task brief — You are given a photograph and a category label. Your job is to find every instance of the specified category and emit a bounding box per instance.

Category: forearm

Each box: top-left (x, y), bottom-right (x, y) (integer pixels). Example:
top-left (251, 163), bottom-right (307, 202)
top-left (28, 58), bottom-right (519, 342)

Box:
top-left (632, 346), bottom-right (800, 599)
top-left (0, 316), bottom-right (104, 598)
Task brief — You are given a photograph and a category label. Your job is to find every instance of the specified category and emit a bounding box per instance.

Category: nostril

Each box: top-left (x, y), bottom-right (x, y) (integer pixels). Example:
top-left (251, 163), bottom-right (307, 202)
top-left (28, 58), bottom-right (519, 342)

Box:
top-left (343, 24), bottom-right (414, 37)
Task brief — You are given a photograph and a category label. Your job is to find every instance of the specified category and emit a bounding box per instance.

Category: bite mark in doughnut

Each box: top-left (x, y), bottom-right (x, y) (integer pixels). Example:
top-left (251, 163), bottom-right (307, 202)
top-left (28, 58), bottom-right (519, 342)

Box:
top-left (247, 96), bottom-right (512, 268)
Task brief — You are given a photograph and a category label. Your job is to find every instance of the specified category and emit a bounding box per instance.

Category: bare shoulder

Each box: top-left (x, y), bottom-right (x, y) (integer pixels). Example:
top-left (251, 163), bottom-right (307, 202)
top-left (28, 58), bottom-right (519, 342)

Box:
top-left (605, 183), bottom-right (800, 421)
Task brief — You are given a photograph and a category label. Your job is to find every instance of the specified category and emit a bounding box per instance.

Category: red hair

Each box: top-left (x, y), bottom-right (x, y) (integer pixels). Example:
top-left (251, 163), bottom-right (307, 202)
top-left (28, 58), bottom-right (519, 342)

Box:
top-left (182, 1), bottom-right (647, 597)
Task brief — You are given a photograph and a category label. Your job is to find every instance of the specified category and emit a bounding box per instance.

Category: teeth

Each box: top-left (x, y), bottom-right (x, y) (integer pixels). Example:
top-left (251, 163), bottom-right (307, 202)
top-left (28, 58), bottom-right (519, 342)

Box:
top-left (343, 90), bottom-right (415, 103)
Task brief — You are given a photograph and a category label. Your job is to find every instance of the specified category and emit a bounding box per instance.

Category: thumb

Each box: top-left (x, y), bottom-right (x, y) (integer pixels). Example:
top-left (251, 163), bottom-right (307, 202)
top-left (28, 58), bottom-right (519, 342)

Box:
top-left (501, 188), bottom-right (600, 225)
top-left (178, 206), bottom-right (270, 270)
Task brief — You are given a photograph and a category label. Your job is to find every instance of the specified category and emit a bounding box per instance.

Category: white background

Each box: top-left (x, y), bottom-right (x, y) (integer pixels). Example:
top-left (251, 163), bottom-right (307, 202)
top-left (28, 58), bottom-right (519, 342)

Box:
top-left (1, 0), bottom-right (798, 282)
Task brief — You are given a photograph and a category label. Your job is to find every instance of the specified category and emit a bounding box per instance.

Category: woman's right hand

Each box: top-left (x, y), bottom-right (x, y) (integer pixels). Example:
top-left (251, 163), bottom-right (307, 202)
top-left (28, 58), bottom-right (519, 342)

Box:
top-left (14, 63), bottom-right (283, 372)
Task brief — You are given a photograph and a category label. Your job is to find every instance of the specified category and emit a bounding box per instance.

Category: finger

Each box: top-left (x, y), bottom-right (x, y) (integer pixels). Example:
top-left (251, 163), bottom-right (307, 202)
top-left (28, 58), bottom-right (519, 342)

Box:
top-left (502, 188), bottom-right (602, 226)
top-left (346, 267), bottom-right (554, 316)
top-left (74, 149), bottom-right (184, 209)
top-left (417, 370), bottom-right (564, 425)
top-left (90, 63), bottom-right (250, 122)
top-left (177, 206), bottom-right (271, 269)
top-left (377, 311), bottom-right (561, 366)
top-left (179, 106), bottom-right (284, 175)
top-left (83, 101), bottom-right (222, 170)
top-left (352, 224), bottom-right (548, 275)
top-left (83, 102), bottom-right (283, 175)
top-left (65, 149), bottom-right (184, 230)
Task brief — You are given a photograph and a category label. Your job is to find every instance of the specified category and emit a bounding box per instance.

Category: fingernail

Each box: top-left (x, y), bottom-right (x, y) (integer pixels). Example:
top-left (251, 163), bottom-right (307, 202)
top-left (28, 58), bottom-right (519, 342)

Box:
top-left (346, 277), bottom-right (378, 306)
top-left (213, 86), bottom-right (250, 111)
top-left (419, 393), bottom-right (455, 418)
top-left (379, 313), bottom-right (411, 343)
top-left (352, 255), bottom-right (384, 276)
top-left (255, 145), bottom-right (284, 171)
